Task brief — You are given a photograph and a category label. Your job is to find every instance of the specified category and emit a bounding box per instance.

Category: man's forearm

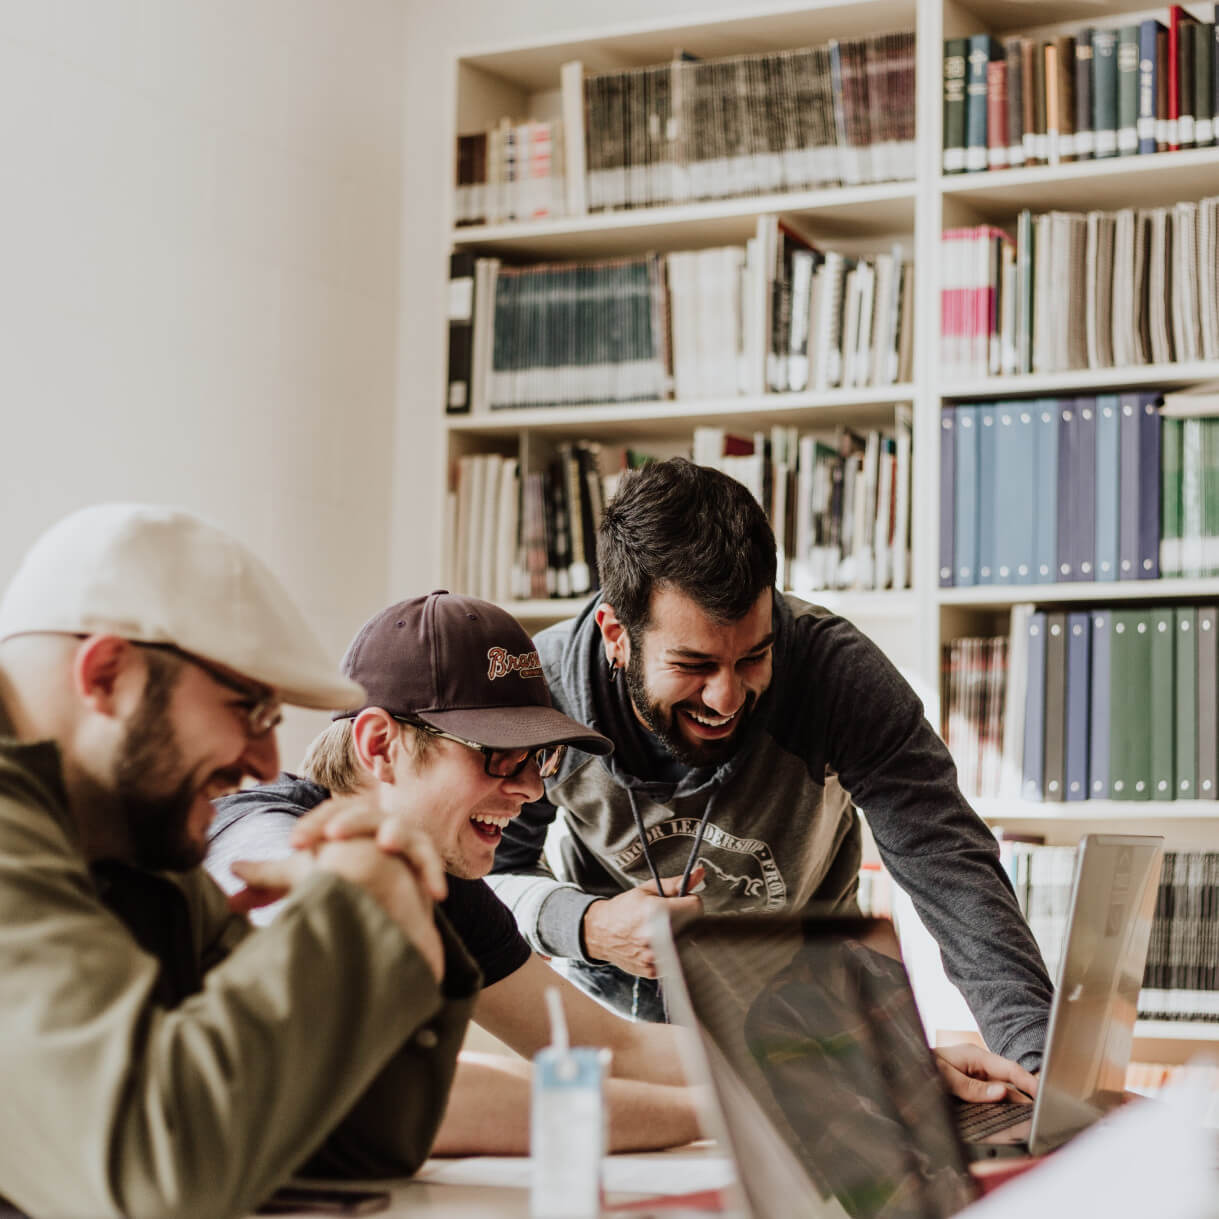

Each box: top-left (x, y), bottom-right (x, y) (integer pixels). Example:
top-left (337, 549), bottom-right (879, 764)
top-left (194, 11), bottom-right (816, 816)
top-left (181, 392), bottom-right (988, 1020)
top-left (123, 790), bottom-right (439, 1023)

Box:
top-left (431, 1052), bottom-right (703, 1155)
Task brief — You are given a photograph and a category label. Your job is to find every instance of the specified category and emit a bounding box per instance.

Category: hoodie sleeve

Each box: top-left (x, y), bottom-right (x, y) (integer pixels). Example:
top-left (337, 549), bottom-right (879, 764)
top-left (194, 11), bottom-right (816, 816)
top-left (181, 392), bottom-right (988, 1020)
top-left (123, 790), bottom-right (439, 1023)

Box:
top-left (788, 610), bottom-right (1053, 1069)
top-left (487, 793), bottom-right (604, 962)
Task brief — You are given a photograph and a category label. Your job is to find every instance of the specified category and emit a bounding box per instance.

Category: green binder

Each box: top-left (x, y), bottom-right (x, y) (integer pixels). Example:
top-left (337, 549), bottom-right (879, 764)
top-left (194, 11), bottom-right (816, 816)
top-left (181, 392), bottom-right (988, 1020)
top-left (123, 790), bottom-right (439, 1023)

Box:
top-left (1176, 607), bottom-right (1198, 799)
top-left (1109, 609), bottom-right (1153, 800)
top-left (1150, 607), bottom-right (1176, 800)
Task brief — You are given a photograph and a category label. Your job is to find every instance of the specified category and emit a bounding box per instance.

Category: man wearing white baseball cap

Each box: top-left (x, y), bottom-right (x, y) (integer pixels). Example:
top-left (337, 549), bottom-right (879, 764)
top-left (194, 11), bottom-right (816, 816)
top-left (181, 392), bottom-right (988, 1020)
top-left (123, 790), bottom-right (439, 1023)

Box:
top-left (0, 504), bottom-right (478, 1219)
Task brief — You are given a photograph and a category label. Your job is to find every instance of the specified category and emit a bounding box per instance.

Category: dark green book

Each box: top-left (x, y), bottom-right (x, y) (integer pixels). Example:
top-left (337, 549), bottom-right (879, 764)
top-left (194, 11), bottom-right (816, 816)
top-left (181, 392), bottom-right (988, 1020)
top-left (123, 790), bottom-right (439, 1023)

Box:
top-left (943, 38), bottom-right (968, 172)
top-left (1195, 22), bottom-right (1214, 145)
top-left (1092, 28), bottom-right (1119, 157)
top-left (1150, 607), bottom-right (1176, 800)
top-left (1109, 609), bottom-right (1153, 801)
top-left (965, 34), bottom-right (998, 171)
top-left (1075, 29), bottom-right (1095, 158)
top-left (1117, 25), bottom-right (1141, 154)
top-left (1176, 607), bottom-right (1198, 799)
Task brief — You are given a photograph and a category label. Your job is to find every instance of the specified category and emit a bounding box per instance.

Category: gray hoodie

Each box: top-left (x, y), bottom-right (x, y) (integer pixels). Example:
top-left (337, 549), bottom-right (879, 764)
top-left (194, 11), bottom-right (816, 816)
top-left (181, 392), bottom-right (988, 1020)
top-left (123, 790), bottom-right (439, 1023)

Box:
top-left (488, 591), bottom-right (1053, 1067)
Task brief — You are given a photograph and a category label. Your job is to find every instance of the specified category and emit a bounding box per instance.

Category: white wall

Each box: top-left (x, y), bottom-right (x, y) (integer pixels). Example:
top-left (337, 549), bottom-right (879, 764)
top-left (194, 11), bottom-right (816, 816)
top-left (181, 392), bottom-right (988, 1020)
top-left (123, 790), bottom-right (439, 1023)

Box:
top-left (391, 0), bottom-right (782, 595)
top-left (0, 1), bottom-right (408, 764)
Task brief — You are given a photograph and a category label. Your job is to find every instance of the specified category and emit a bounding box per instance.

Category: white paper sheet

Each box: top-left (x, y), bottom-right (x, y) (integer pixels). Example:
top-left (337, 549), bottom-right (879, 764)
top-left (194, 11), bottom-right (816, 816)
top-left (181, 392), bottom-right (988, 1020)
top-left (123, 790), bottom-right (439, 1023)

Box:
top-left (960, 1076), bottom-right (1219, 1219)
top-left (415, 1153), bottom-right (735, 1197)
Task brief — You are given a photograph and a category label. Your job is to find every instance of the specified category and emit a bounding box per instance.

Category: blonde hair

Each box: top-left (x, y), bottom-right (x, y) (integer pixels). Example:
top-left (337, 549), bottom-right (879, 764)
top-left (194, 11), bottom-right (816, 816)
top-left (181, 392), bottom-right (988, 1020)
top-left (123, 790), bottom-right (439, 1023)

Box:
top-left (301, 715), bottom-right (432, 795)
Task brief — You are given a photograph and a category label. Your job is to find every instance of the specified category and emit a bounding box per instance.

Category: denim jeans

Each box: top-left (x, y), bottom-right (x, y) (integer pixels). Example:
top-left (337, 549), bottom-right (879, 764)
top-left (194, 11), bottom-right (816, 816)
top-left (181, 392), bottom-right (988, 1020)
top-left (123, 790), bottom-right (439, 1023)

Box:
top-left (564, 958), bottom-right (668, 1022)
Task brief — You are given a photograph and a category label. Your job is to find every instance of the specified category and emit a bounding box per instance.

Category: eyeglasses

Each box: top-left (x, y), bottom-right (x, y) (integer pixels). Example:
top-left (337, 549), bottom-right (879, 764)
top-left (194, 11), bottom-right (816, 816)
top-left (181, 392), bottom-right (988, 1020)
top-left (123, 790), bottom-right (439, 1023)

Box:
top-left (397, 717), bottom-right (566, 779)
top-left (137, 643), bottom-right (283, 737)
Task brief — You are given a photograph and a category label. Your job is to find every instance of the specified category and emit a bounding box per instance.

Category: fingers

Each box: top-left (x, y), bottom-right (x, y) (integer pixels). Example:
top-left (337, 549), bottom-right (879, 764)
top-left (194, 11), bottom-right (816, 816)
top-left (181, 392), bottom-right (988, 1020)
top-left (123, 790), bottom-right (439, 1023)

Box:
top-left (227, 885), bottom-right (289, 914)
top-left (375, 820), bottom-right (448, 901)
top-left (643, 869), bottom-right (706, 897)
top-left (939, 1060), bottom-right (1009, 1103)
top-left (289, 795), bottom-right (372, 848)
top-left (231, 856), bottom-right (308, 891)
top-left (935, 1044), bottom-right (1039, 1102)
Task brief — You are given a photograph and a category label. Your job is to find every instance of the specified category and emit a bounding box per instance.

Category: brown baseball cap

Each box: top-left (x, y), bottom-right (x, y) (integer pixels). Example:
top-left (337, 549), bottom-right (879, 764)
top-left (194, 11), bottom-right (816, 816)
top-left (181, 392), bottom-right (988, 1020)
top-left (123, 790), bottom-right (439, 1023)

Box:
top-left (334, 591), bottom-right (611, 756)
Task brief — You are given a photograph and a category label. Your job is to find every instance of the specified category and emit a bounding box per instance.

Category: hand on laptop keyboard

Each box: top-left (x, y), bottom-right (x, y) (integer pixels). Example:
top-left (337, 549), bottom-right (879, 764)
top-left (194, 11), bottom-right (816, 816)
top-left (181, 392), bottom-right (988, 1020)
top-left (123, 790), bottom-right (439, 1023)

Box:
top-left (934, 1043), bottom-right (1039, 1103)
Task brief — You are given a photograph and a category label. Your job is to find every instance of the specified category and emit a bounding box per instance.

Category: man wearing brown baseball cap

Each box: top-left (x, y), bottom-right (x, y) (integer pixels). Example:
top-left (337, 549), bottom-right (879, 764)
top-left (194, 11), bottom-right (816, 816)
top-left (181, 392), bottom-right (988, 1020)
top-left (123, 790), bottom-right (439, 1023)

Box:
top-left (0, 506), bottom-right (479, 1219)
top-left (208, 591), bottom-right (705, 1155)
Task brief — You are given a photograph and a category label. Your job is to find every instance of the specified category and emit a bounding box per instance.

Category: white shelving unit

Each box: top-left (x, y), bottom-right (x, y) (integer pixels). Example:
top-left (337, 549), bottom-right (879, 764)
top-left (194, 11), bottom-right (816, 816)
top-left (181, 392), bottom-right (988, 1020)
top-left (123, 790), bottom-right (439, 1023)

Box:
top-left (441, 0), bottom-right (1219, 1049)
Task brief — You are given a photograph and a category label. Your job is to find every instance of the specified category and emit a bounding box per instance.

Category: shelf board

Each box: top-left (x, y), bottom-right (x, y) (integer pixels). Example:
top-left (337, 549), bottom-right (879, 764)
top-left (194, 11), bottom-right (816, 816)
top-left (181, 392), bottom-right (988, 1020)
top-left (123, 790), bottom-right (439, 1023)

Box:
top-left (941, 147), bottom-right (1219, 220)
top-left (451, 182), bottom-right (916, 258)
top-left (939, 578), bottom-right (1219, 608)
top-left (448, 386), bottom-right (915, 438)
top-left (1134, 1020), bottom-right (1219, 1041)
top-left (941, 361), bottom-right (1219, 401)
top-left (971, 798), bottom-right (1219, 821)
top-left (796, 589), bottom-right (917, 619)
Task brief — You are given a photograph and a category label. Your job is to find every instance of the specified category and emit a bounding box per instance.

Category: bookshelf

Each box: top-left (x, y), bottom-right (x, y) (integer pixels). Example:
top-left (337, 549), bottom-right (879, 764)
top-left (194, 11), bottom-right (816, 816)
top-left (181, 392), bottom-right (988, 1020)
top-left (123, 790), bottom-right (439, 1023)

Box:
top-left (439, 0), bottom-right (1219, 1048)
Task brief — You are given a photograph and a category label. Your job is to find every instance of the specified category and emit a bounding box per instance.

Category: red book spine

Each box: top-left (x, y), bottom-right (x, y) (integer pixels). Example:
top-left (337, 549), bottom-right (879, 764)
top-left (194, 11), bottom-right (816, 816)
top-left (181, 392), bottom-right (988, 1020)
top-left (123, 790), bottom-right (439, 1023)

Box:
top-left (987, 60), bottom-right (1010, 168)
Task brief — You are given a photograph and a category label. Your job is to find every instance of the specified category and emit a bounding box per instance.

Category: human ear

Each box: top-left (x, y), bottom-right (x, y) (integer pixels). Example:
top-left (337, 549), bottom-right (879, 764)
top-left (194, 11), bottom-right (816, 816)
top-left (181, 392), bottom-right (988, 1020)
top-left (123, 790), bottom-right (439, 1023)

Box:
top-left (72, 636), bottom-right (135, 717)
top-left (594, 602), bottom-right (630, 671)
top-left (351, 708), bottom-right (400, 782)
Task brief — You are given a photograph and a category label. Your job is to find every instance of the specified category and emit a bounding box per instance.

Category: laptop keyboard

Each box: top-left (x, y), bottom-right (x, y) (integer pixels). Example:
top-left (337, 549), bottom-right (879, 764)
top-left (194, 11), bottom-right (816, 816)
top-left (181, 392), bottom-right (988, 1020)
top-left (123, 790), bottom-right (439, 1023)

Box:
top-left (954, 1099), bottom-right (1033, 1140)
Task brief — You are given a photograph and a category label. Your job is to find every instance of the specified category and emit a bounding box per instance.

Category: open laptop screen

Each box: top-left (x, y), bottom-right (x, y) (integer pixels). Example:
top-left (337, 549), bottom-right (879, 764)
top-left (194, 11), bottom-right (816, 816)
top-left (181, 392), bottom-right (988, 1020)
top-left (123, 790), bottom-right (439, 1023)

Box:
top-left (666, 915), bottom-right (976, 1219)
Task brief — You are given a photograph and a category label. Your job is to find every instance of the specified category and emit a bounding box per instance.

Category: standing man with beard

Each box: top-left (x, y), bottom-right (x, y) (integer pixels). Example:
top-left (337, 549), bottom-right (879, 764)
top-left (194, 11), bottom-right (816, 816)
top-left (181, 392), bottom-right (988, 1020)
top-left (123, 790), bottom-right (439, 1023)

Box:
top-left (489, 458), bottom-right (1055, 1076)
top-left (0, 505), bottom-right (475, 1219)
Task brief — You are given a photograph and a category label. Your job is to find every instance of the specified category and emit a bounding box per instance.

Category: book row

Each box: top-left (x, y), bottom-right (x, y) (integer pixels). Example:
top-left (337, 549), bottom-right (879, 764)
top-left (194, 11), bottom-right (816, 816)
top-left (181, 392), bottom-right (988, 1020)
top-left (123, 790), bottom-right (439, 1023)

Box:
top-left (940, 196), bottom-right (1219, 382)
top-left (445, 442), bottom-right (640, 604)
top-left (696, 416), bottom-right (913, 594)
top-left (454, 120), bottom-right (567, 227)
top-left (445, 226), bottom-right (914, 413)
top-left (445, 415), bottom-right (913, 604)
top-left (997, 840), bottom-right (1219, 1021)
top-left (453, 32), bottom-right (916, 227)
top-left (939, 394), bottom-right (1162, 590)
top-left (944, 5), bottom-right (1219, 175)
top-left (948, 602), bottom-right (1219, 806)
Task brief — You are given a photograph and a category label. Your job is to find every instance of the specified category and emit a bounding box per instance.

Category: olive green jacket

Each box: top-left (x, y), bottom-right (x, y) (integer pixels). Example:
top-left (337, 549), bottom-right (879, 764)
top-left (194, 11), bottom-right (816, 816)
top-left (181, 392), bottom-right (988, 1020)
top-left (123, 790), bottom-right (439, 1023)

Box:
top-left (0, 736), bottom-right (479, 1219)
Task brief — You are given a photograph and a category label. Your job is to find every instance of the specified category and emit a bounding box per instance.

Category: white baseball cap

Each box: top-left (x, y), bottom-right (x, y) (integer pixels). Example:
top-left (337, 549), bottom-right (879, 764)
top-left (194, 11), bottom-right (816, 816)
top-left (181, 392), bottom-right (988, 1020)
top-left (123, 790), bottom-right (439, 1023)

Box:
top-left (0, 503), bottom-right (364, 711)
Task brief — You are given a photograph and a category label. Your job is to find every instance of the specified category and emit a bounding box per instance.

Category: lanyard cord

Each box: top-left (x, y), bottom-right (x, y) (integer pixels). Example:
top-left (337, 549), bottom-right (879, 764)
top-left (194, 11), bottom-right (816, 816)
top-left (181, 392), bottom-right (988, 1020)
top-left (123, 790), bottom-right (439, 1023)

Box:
top-left (627, 785), bottom-right (721, 898)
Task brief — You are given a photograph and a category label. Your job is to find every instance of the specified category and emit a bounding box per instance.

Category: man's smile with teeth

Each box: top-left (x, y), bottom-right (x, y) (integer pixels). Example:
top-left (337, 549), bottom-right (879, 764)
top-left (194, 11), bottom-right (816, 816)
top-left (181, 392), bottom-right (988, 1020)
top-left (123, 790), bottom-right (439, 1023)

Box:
top-left (684, 708), bottom-right (737, 727)
top-left (471, 813), bottom-right (512, 828)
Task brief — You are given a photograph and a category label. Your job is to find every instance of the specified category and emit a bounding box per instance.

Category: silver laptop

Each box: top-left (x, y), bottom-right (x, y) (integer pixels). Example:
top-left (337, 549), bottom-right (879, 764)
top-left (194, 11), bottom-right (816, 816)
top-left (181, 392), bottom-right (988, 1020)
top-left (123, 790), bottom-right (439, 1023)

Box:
top-left (954, 833), bottom-right (1163, 1158)
top-left (654, 912), bottom-right (978, 1219)
top-left (651, 834), bottom-right (1163, 1216)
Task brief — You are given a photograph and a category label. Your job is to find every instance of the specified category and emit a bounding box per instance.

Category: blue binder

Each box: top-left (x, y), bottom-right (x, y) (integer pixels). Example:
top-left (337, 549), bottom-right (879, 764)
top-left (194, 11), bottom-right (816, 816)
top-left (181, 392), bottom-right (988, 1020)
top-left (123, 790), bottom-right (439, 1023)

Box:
top-left (954, 404), bottom-right (980, 586)
top-left (940, 406), bottom-right (956, 587)
top-left (1137, 393), bottom-right (1162, 579)
top-left (1094, 394), bottom-right (1121, 581)
top-left (1022, 611), bottom-right (1048, 800)
top-left (1034, 400), bottom-right (1060, 584)
top-left (977, 403), bottom-right (998, 584)
top-left (1118, 392), bottom-right (1141, 580)
top-left (1074, 397), bottom-right (1098, 582)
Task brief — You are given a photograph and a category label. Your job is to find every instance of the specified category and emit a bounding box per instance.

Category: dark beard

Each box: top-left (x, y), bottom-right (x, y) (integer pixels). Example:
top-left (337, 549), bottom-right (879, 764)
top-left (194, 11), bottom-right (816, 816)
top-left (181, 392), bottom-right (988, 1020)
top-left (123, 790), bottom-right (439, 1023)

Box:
top-left (112, 657), bottom-right (204, 872)
top-left (624, 643), bottom-right (754, 767)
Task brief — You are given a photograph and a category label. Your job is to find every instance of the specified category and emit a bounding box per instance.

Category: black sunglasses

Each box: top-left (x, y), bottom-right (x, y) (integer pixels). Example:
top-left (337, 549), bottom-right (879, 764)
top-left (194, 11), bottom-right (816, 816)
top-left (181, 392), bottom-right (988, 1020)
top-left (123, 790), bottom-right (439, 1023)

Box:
top-left (394, 717), bottom-right (566, 779)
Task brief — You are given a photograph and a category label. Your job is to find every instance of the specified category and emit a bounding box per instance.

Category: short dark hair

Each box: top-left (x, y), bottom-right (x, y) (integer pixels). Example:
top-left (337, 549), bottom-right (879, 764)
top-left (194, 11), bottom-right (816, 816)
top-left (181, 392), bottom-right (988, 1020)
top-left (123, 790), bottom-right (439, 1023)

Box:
top-left (596, 457), bottom-right (777, 635)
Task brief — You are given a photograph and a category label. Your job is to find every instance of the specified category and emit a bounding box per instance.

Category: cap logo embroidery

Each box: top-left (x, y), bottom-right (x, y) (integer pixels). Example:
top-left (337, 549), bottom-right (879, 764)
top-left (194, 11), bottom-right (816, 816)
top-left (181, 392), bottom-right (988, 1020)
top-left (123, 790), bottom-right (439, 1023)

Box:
top-left (487, 646), bottom-right (542, 681)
